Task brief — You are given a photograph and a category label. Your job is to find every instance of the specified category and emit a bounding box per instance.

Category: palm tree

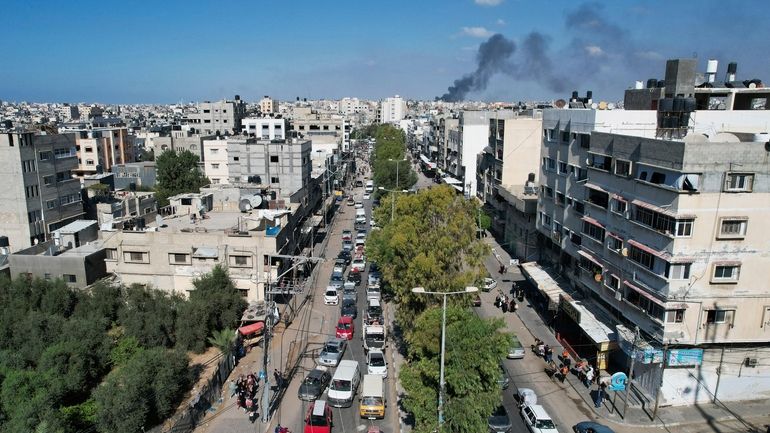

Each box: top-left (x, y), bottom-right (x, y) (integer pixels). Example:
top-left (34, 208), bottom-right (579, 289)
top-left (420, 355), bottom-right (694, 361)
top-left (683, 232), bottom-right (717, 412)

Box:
top-left (208, 328), bottom-right (236, 356)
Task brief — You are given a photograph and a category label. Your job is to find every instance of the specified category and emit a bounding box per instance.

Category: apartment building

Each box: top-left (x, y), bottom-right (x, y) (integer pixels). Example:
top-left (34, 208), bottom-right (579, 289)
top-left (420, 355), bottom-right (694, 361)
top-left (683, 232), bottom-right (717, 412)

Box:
top-left (476, 111), bottom-right (543, 259)
top-left (380, 95), bottom-right (406, 124)
top-left (202, 136), bottom-right (312, 199)
top-left (259, 96), bottom-right (279, 114)
top-left (242, 117), bottom-right (287, 140)
top-left (56, 105), bottom-right (79, 122)
top-left (534, 59), bottom-right (770, 406)
top-left (66, 126), bottom-right (135, 177)
top-left (0, 132), bottom-right (84, 252)
top-left (290, 107), bottom-right (350, 153)
top-left (152, 128), bottom-right (214, 161)
top-left (111, 161), bottom-right (157, 189)
top-left (187, 96), bottom-right (247, 135)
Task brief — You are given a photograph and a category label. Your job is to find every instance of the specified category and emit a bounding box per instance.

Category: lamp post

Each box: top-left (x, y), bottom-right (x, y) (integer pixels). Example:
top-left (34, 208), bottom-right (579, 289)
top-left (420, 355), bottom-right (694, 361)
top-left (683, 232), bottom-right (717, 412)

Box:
top-left (378, 186), bottom-right (408, 223)
top-left (411, 286), bottom-right (479, 430)
top-left (388, 158), bottom-right (406, 192)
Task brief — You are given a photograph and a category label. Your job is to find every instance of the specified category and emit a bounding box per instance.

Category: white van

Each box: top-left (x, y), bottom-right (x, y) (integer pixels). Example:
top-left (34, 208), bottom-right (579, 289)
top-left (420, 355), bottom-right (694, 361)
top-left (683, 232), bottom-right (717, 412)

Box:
top-left (358, 374), bottom-right (385, 419)
top-left (365, 180), bottom-right (374, 194)
top-left (327, 360), bottom-right (360, 408)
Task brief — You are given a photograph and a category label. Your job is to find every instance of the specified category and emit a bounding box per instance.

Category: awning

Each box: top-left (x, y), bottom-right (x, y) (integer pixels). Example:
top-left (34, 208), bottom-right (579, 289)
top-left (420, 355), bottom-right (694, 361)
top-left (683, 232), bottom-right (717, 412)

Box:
top-left (238, 321), bottom-right (264, 336)
top-left (612, 193), bottom-right (627, 202)
top-left (193, 246), bottom-right (218, 258)
top-left (563, 298), bottom-right (617, 344)
top-left (584, 182), bottom-right (607, 193)
top-left (607, 232), bottom-right (623, 241)
top-left (623, 280), bottom-right (665, 307)
top-left (581, 216), bottom-right (605, 228)
top-left (627, 239), bottom-right (670, 260)
top-left (521, 261), bottom-right (575, 310)
top-left (450, 184), bottom-right (463, 193)
top-left (631, 199), bottom-right (677, 218)
top-left (443, 176), bottom-right (463, 185)
top-left (420, 154), bottom-right (431, 164)
top-left (577, 249), bottom-right (603, 267)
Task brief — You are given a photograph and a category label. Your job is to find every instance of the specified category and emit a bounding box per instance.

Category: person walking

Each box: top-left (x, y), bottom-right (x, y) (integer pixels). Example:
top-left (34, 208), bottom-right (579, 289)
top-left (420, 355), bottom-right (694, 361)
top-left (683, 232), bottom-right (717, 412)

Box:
top-left (585, 366), bottom-right (594, 388)
top-left (595, 380), bottom-right (607, 408)
top-left (559, 365), bottom-right (569, 383)
top-left (544, 345), bottom-right (553, 363)
top-left (561, 349), bottom-right (571, 368)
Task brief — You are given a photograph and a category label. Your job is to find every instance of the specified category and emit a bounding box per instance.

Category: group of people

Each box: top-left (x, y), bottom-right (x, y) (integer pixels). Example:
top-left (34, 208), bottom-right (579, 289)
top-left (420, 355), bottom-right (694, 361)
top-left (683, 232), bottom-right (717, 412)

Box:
top-left (494, 292), bottom-right (517, 313)
top-left (231, 372), bottom-right (261, 422)
top-left (533, 340), bottom-right (607, 408)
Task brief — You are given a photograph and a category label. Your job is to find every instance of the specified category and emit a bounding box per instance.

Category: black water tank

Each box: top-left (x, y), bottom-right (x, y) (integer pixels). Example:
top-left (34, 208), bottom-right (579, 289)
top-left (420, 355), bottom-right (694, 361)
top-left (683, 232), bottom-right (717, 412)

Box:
top-left (727, 62), bottom-right (738, 74)
top-left (673, 97), bottom-right (685, 112)
top-left (647, 78), bottom-right (657, 89)
top-left (656, 79), bottom-right (666, 88)
top-left (0, 236), bottom-right (9, 248)
top-left (136, 217), bottom-right (145, 230)
top-left (659, 98), bottom-right (674, 112)
top-left (571, 91), bottom-right (579, 100)
top-left (586, 90), bottom-right (593, 101)
top-left (683, 98), bottom-right (696, 112)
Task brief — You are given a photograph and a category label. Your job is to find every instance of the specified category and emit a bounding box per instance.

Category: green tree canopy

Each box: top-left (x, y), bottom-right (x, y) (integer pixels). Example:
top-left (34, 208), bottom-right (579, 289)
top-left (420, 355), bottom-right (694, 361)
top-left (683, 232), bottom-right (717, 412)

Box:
top-left (366, 185), bottom-right (489, 326)
top-left (154, 149), bottom-right (209, 206)
top-left (370, 124), bottom-right (417, 193)
top-left (400, 307), bottom-right (511, 433)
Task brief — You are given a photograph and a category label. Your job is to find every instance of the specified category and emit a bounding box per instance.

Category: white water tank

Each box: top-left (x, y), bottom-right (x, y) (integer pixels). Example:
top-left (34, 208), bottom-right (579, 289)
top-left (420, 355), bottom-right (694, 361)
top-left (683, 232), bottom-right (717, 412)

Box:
top-left (706, 59), bottom-right (718, 83)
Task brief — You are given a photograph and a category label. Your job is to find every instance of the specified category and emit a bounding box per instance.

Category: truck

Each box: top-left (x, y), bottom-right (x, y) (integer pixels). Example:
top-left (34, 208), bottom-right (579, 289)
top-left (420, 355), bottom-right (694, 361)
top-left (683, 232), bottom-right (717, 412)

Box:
top-left (363, 323), bottom-right (386, 352)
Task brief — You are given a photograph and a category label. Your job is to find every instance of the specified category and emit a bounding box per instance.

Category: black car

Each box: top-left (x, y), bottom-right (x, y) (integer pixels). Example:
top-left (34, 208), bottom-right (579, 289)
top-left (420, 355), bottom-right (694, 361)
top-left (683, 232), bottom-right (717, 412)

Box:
top-left (487, 405), bottom-right (512, 433)
top-left (372, 198), bottom-right (380, 207)
top-left (340, 299), bottom-right (357, 318)
top-left (573, 422), bottom-right (615, 433)
top-left (347, 272), bottom-right (362, 287)
top-left (337, 250), bottom-right (351, 265)
top-left (297, 366), bottom-right (332, 401)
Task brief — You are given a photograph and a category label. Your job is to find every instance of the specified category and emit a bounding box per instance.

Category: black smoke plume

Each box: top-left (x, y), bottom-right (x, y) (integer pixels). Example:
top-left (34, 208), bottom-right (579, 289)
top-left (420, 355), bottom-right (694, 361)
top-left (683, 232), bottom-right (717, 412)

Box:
top-left (438, 34), bottom-right (515, 102)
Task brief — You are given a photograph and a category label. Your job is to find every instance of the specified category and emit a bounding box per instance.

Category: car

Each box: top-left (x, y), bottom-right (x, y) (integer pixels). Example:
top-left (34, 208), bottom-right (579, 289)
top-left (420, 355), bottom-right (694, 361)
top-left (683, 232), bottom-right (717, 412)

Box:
top-left (342, 240), bottom-right (353, 251)
top-left (341, 230), bottom-right (353, 241)
top-left (507, 335), bottom-right (525, 359)
top-left (340, 299), bottom-right (357, 318)
top-left (367, 272), bottom-right (381, 286)
top-left (366, 349), bottom-right (387, 377)
top-left (520, 404), bottom-right (558, 433)
top-left (329, 274), bottom-right (344, 289)
top-left (365, 299), bottom-right (383, 325)
top-left (355, 238), bottom-right (366, 249)
top-left (351, 258), bottom-right (366, 273)
top-left (342, 282), bottom-right (357, 301)
top-left (372, 198), bottom-right (380, 207)
top-left (515, 388), bottom-right (538, 407)
top-left (356, 228), bottom-right (367, 237)
top-left (317, 338), bottom-right (346, 367)
top-left (305, 399), bottom-right (333, 433)
top-left (355, 180), bottom-right (364, 187)
top-left (572, 421), bottom-right (615, 433)
top-left (488, 405), bottom-right (513, 433)
top-left (337, 250), bottom-right (351, 265)
top-left (355, 201), bottom-right (364, 209)
top-left (363, 193), bottom-right (371, 200)
top-left (333, 262), bottom-right (345, 275)
top-left (366, 427), bottom-right (383, 433)
top-left (324, 287), bottom-right (339, 305)
top-left (298, 366), bottom-right (332, 401)
top-left (347, 272), bottom-right (361, 286)
top-left (483, 277), bottom-right (497, 292)
top-left (334, 257), bottom-right (347, 268)
top-left (336, 316), bottom-right (355, 340)
top-left (472, 294), bottom-right (482, 307)
top-left (347, 197), bottom-right (355, 206)
top-left (366, 285), bottom-right (381, 302)
top-left (498, 364), bottom-right (510, 390)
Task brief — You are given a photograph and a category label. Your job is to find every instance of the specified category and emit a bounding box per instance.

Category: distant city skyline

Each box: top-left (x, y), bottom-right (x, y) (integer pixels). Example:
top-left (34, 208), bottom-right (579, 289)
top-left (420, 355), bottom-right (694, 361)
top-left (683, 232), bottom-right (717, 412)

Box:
top-left (2, 0), bottom-right (768, 104)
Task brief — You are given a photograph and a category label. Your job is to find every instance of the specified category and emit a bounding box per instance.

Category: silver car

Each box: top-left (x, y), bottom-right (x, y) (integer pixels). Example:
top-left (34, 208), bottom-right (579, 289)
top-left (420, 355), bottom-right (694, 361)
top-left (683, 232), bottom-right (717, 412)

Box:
top-left (317, 338), bottom-right (347, 367)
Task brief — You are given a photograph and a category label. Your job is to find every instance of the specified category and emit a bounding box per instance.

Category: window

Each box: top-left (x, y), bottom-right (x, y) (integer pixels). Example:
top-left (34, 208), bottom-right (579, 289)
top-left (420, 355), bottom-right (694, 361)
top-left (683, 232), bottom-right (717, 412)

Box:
top-left (539, 212), bottom-right (551, 228)
top-left (210, 148), bottom-right (219, 154)
top-left (712, 264), bottom-right (740, 283)
top-left (25, 185), bottom-right (39, 198)
top-left (22, 160), bottom-right (36, 172)
top-left (719, 218), bottom-right (748, 238)
top-left (649, 171), bottom-right (666, 184)
top-left (203, 109), bottom-right (210, 113)
top-left (573, 200), bottom-right (585, 215)
top-left (582, 221), bottom-right (605, 242)
top-left (586, 187), bottom-right (609, 209)
top-left (85, 159), bottom-right (94, 165)
top-left (544, 186), bottom-right (553, 198)
top-left (204, 119), bottom-right (211, 123)
top-left (46, 199), bottom-right (57, 210)
top-left (608, 236), bottom-right (622, 253)
top-left (543, 157), bottom-right (556, 172)
top-left (569, 232), bottom-right (582, 246)
top-left (706, 309), bottom-right (733, 324)
top-left (63, 274), bottom-right (77, 283)
top-left (39, 151), bottom-right (52, 161)
top-left (124, 251), bottom-right (148, 263)
top-left (724, 173), bottom-right (754, 192)
top-left (169, 253), bottom-right (189, 264)
top-left (56, 170), bottom-right (72, 182)
top-left (558, 161), bottom-right (568, 175)
top-left (212, 178), bottom-right (220, 184)
top-left (211, 163), bottom-right (220, 169)
top-left (555, 192), bottom-right (565, 206)
top-left (674, 219), bottom-right (693, 237)
top-left (666, 309), bottom-right (685, 323)
top-left (271, 177), bottom-right (280, 183)
top-left (577, 134), bottom-right (590, 148)
top-left (667, 263), bottom-right (691, 280)
top-left (27, 210), bottom-right (41, 223)
top-left (588, 154), bottom-right (611, 171)
top-left (233, 156), bottom-right (239, 162)
top-left (230, 255), bottom-right (250, 266)
top-left (611, 199), bottom-right (627, 215)
top-left (84, 146), bottom-right (93, 152)
top-left (606, 274), bottom-right (620, 290)
top-left (105, 248), bottom-right (118, 260)
top-left (614, 159), bottom-right (631, 176)
top-left (629, 246), bottom-right (655, 270)
top-left (270, 155), bottom-right (279, 163)
top-left (560, 131), bottom-right (570, 142)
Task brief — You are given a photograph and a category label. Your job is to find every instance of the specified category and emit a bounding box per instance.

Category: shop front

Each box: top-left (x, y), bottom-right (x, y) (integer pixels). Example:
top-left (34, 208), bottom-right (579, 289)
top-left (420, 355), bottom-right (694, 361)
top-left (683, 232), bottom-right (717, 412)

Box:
top-left (556, 294), bottom-right (617, 370)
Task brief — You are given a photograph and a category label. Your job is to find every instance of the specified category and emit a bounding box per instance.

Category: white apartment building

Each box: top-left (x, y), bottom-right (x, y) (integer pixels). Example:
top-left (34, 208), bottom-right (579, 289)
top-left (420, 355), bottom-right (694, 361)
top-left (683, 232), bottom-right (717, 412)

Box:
top-left (534, 59), bottom-right (770, 407)
top-left (242, 117), bottom-right (286, 140)
top-left (380, 95), bottom-right (406, 124)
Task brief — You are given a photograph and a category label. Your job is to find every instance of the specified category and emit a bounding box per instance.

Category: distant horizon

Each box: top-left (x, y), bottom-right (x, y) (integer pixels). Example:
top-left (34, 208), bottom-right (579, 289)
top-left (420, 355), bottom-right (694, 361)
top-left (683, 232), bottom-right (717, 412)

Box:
top-left (2, 0), bottom-right (768, 104)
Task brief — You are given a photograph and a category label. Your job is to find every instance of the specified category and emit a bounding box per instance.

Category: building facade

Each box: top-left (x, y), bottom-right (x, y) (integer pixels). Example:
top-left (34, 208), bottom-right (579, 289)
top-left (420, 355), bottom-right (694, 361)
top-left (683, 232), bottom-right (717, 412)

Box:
top-left (187, 96), bottom-right (247, 135)
top-left (259, 96), bottom-right (279, 114)
top-left (380, 95), bottom-right (406, 124)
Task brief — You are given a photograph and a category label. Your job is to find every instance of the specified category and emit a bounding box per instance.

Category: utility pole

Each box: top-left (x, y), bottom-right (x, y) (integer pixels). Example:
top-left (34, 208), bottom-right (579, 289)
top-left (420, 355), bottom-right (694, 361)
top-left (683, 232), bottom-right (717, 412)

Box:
top-left (713, 346), bottom-right (725, 404)
top-left (622, 326), bottom-right (640, 419)
top-left (651, 341), bottom-right (669, 420)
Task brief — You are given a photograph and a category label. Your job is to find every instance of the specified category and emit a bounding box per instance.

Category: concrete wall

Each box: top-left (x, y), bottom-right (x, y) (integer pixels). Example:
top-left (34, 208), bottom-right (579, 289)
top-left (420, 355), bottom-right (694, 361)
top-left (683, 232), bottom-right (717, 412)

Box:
top-left (10, 242), bottom-right (107, 288)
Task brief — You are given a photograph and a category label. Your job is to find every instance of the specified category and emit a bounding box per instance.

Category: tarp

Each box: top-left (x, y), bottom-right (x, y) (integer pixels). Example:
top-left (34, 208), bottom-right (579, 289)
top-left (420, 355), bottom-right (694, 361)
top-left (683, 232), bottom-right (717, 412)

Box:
top-left (239, 321), bottom-right (264, 336)
top-left (443, 176), bottom-right (463, 185)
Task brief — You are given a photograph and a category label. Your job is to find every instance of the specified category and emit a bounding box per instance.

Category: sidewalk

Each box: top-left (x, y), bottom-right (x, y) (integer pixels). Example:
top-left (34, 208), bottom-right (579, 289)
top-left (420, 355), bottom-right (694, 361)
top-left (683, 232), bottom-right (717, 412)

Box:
top-left (481, 232), bottom-right (770, 432)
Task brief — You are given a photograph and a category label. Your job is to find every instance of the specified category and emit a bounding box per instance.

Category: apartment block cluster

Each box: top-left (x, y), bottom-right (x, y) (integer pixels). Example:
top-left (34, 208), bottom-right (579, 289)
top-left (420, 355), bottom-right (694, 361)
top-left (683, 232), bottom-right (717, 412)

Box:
top-left (404, 59), bottom-right (770, 408)
top-left (0, 94), bottom-right (414, 302)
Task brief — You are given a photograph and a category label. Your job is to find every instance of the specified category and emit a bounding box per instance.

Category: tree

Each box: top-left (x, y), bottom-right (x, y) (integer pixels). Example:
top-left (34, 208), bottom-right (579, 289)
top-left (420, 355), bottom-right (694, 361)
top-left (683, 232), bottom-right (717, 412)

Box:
top-left (154, 149), bottom-right (208, 206)
top-left (207, 328), bottom-right (236, 356)
top-left (366, 185), bottom-right (489, 327)
top-left (400, 307), bottom-right (511, 433)
top-left (118, 284), bottom-right (182, 348)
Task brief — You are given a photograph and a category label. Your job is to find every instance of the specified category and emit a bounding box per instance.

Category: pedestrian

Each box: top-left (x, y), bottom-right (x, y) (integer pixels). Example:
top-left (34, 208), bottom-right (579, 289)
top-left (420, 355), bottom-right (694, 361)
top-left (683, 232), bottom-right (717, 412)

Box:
top-left (595, 381), bottom-right (607, 408)
top-left (228, 379), bottom-right (237, 398)
top-left (559, 365), bottom-right (569, 383)
top-left (495, 294), bottom-right (501, 308)
top-left (511, 299), bottom-right (518, 312)
top-left (562, 349), bottom-right (571, 368)
top-left (537, 342), bottom-right (545, 357)
top-left (544, 345), bottom-right (553, 363)
top-left (501, 299), bottom-right (508, 313)
top-left (273, 369), bottom-right (282, 389)
top-left (585, 367), bottom-right (594, 388)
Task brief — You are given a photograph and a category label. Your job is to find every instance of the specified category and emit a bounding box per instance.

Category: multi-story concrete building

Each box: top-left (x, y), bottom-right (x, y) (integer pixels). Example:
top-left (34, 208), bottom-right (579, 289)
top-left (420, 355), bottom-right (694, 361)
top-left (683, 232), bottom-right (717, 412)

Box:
top-left (380, 95), bottom-right (406, 124)
top-left (477, 111), bottom-right (543, 258)
top-left (259, 96), bottom-right (279, 115)
top-left (152, 128), bottom-right (214, 162)
top-left (202, 136), bottom-right (312, 199)
top-left (111, 161), bottom-right (157, 189)
top-left (0, 132), bottom-right (84, 252)
top-left (534, 59), bottom-right (770, 407)
top-left (66, 127), bottom-right (135, 177)
top-left (290, 107), bottom-right (350, 153)
top-left (56, 105), bottom-right (79, 122)
top-left (242, 117), bottom-right (287, 140)
top-left (187, 96), bottom-right (247, 135)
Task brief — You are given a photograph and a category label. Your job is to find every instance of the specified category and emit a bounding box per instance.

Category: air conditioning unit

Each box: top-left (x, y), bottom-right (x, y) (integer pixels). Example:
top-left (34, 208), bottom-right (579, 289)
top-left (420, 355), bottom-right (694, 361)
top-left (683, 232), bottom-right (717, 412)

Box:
top-left (745, 357), bottom-right (758, 368)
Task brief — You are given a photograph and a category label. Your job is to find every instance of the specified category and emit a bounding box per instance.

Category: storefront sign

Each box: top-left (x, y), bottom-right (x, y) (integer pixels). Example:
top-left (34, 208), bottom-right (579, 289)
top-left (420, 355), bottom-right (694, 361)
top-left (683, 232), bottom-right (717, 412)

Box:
top-left (609, 372), bottom-right (627, 391)
top-left (560, 296), bottom-right (581, 324)
top-left (636, 348), bottom-right (664, 364)
top-left (667, 349), bottom-right (703, 367)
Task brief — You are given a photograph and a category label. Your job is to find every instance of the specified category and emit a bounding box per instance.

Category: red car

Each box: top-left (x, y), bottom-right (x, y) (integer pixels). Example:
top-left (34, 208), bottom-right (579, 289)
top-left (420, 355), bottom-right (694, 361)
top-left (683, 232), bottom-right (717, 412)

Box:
top-left (305, 399), bottom-right (333, 433)
top-left (335, 316), bottom-right (355, 340)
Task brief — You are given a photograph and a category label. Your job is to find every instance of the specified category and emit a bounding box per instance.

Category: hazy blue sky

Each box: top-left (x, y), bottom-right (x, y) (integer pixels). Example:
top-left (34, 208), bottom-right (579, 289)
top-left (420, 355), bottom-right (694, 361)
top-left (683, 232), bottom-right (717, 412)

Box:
top-left (2, 0), bottom-right (768, 103)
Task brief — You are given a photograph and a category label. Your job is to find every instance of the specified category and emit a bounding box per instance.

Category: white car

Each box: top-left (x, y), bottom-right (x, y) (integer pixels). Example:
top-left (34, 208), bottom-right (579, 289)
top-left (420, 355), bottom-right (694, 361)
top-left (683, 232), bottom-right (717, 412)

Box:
top-left (520, 404), bottom-right (558, 433)
top-left (363, 193), bottom-right (371, 200)
top-left (351, 259), bottom-right (366, 273)
top-left (483, 277), bottom-right (497, 292)
top-left (324, 286), bottom-right (339, 305)
top-left (355, 201), bottom-right (364, 209)
top-left (367, 349), bottom-right (387, 377)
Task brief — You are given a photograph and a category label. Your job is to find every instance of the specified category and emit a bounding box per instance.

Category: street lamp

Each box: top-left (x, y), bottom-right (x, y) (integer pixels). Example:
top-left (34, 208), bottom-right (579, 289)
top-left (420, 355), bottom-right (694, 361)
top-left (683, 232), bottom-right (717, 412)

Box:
top-left (411, 286), bottom-right (479, 429)
top-left (388, 158), bottom-right (407, 191)
top-left (378, 186), bottom-right (408, 223)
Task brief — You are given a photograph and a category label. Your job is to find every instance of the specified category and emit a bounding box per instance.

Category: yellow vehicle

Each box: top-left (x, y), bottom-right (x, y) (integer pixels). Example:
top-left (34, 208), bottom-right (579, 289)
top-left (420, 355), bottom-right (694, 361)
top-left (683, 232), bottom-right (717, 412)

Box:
top-left (358, 374), bottom-right (385, 419)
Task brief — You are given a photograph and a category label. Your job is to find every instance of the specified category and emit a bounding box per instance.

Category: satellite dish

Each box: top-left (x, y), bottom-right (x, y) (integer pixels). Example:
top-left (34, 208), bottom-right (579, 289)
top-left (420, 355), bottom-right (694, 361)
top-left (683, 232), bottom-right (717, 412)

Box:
top-left (594, 273), bottom-right (602, 282)
top-left (607, 103), bottom-right (616, 110)
top-left (238, 194), bottom-right (264, 212)
top-left (586, 158), bottom-right (593, 166)
top-left (554, 99), bottom-right (567, 109)
top-left (591, 102), bottom-right (599, 109)
top-left (621, 248), bottom-right (629, 257)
